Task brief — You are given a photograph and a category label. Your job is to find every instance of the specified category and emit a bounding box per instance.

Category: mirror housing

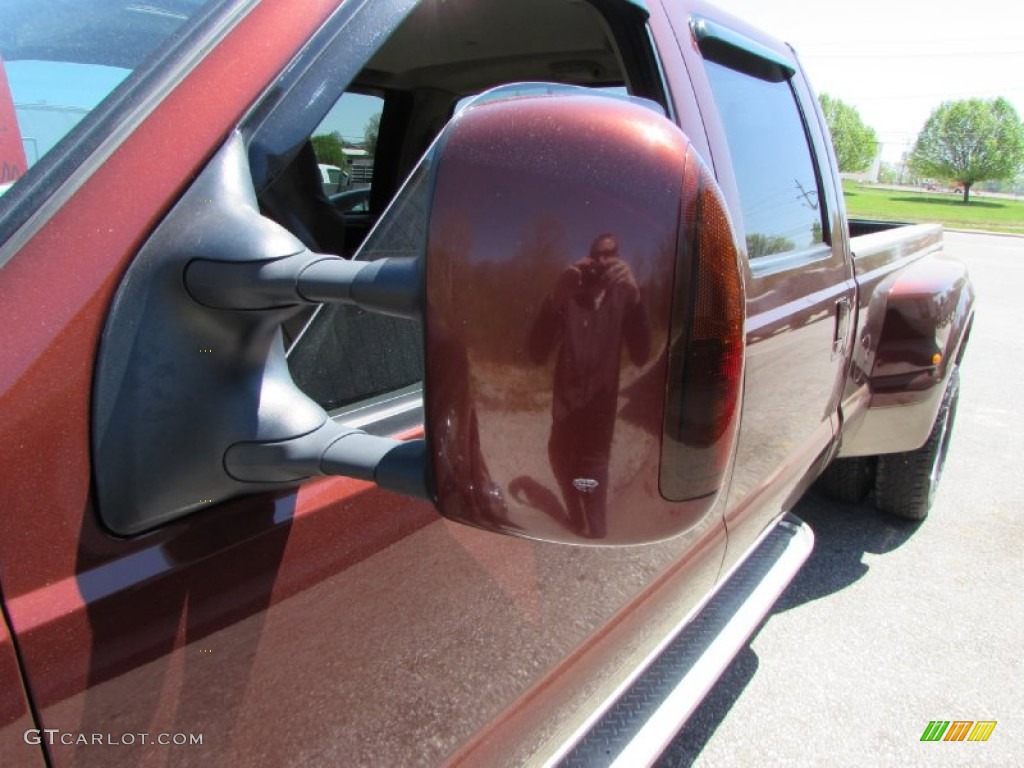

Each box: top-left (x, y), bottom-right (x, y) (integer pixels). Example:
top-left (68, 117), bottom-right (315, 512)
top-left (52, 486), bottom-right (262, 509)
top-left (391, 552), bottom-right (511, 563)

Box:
top-left (93, 88), bottom-right (744, 544)
top-left (423, 91), bottom-right (745, 543)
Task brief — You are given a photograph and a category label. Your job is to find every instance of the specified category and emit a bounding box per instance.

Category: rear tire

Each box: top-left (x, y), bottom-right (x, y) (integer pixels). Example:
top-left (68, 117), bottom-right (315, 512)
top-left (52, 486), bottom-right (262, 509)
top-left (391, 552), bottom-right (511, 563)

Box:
top-left (815, 456), bottom-right (876, 504)
top-left (874, 368), bottom-right (960, 520)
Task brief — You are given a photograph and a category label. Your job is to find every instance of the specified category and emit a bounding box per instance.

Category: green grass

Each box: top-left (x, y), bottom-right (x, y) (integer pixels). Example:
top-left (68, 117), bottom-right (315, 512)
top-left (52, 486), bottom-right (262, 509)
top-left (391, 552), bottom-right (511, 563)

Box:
top-left (842, 181), bottom-right (1024, 235)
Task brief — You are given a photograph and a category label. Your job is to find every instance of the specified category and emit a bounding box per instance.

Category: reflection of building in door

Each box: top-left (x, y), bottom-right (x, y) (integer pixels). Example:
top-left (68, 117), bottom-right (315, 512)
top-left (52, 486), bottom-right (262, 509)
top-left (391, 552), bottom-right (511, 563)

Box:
top-left (528, 233), bottom-right (650, 539)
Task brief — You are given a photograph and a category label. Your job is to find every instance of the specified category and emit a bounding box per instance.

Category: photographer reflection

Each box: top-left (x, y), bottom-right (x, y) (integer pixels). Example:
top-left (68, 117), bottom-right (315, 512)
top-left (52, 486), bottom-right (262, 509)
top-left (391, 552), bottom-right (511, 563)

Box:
top-left (528, 233), bottom-right (650, 538)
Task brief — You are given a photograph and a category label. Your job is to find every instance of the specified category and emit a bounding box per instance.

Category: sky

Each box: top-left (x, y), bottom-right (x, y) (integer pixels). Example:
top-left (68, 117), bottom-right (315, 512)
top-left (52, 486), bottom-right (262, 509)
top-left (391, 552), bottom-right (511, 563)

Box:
top-left (710, 0), bottom-right (1024, 163)
top-left (322, 0), bottom-right (1024, 163)
top-left (5, 61), bottom-right (128, 164)
top-left (7, 1), bottom-right (1022, 170)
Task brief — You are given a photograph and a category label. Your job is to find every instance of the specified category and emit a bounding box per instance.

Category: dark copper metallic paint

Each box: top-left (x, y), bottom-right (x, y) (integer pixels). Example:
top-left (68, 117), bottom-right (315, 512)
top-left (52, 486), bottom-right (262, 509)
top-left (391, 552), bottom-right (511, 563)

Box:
top-left (0, 1), bottom-right (974, 765)
top-left (871, 256), bottom-right (973, 387)
top-left (837, 224), bottom-right (974, 457)
top-left (0, 615), bottom-right (43, 767)
top-left (445, 518), bottom-right (727, 765)
top-left (844, 224), bottom-right (946, 390)
top-left (0, 0), bottom-right (423, 763)
top-left (424, 95), bottom-right (726, 544)
top-left (0, 4), bottom-right (729, 765)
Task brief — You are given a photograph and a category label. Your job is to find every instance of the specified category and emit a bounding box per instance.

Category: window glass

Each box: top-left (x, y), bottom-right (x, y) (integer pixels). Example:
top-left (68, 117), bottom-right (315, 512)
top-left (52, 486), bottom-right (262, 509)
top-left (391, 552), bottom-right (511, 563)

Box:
top-left (286, 155), bottom-right (432, 413)
top-left (288, 307), bottom-right (423, 413)
top-left (0, 0), bottom-right (224, 199)
top-left (271, 0), bottom-right (658, 415)
top-left (282, 91), bottom-right (421, 413)
top-left (311, 92), bottom-right (382, 201)
top-left (1, 62), bottom-right (129, 190)
top-left (704, 60), bottom-right (826, 259)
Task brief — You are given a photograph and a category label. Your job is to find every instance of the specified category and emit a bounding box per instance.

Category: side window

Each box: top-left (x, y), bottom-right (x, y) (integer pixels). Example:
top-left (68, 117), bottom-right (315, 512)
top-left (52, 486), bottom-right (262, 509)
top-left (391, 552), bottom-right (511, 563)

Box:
top-left (266, 0), bottom-right (666, 417)
top-left (271, 89), bottom-right (419, 416)
top-left (311, 92), bottom-right (382, 202)
top-left (288, 302), bottom-right (424, 416)
top-left (704, 59), bottom-right (827, 260)
top-left (0, 1), bottom-right (227, 201)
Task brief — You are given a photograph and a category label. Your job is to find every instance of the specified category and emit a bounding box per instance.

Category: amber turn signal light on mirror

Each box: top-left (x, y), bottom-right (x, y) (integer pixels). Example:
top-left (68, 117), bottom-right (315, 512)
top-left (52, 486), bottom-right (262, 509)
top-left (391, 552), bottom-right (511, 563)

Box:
top-left (661, 148), bottom-right (745, 502)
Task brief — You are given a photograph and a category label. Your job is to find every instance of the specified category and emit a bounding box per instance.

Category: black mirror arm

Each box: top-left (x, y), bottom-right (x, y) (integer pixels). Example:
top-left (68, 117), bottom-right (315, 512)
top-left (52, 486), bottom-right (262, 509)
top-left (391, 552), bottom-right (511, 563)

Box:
top-left (185, 250), bottom-right (423, 320)
top-left (184, 249), bottom-right (428, 498)
top-left (225, 423), bottom-right (432, 501)
top-left (93, 130), bottom-right (434, 534)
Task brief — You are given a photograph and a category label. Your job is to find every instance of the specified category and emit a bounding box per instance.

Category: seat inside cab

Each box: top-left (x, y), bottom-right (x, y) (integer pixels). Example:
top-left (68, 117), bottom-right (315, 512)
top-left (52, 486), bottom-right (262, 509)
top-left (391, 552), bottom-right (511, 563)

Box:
top-left (261, 0), bottom-right (667, 258)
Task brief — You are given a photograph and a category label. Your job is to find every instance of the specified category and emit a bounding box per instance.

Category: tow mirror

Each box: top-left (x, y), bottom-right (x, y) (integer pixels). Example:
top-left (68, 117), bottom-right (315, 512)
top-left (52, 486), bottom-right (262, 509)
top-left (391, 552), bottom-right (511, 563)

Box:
top-left (94, 86), bottom-right (744, 544)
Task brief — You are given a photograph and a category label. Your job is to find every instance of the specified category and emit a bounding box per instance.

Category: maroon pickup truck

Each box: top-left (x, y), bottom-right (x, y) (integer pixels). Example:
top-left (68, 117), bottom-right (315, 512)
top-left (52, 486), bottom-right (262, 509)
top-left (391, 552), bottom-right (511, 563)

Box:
top-left (0, 1), bottom-right (974, 766)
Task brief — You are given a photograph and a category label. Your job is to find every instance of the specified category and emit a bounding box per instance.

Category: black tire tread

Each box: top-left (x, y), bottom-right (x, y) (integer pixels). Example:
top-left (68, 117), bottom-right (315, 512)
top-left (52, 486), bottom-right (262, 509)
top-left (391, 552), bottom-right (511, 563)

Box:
top-left (874, 369), bottom-right (960, 520)
top-left (815, 456), bottom-right (876, 504)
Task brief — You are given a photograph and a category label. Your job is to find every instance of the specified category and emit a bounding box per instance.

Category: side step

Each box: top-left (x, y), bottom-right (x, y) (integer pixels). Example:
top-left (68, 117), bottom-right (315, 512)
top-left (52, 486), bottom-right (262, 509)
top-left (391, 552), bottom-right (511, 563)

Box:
top-left (554, 514), bottom-right (814, 768)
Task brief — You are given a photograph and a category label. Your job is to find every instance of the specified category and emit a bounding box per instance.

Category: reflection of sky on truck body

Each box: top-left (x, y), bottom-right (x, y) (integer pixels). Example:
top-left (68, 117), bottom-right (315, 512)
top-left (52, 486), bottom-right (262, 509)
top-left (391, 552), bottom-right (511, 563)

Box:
top-left (5, 60), bottom-right (128, 167)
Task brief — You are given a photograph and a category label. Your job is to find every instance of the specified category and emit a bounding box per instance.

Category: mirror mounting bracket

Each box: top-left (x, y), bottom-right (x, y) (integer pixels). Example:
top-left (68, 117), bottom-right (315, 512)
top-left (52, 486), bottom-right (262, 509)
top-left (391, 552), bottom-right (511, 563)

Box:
top-left (225, 424), bottom-right (429, 500)
top-left (92, 131), bottom-right (427, 535)
top-left (185, 251), bottom-right (422, 319)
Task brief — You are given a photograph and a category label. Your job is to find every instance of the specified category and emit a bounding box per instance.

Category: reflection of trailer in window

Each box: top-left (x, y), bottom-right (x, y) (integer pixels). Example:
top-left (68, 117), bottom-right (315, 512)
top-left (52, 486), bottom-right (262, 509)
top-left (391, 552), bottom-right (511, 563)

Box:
top-left (13, 102), bottom-right (89, 165)
top-left (342, 146), bottom-right (373, 187)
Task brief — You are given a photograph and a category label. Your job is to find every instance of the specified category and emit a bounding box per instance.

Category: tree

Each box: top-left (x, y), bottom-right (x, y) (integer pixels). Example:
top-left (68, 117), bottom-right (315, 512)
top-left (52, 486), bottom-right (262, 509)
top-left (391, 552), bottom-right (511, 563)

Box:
top-left (310, 131), bottom-right (348, 169)
top-left (819, 94), bottom-right (878, 173)
top-left (364, 113), bottom-right (381, 156)
top-left (746, 233), bottom-right (795, 259)
top-left (878, 162), bottom-right (899, 185)
top-left (909, 97), bottom-right (1024, 204)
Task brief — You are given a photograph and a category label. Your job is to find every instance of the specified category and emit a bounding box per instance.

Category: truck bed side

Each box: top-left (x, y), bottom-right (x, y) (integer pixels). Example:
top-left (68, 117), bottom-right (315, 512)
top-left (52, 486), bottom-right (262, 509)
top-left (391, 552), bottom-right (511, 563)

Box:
top-left (838, 222), bottom-right (975, 457)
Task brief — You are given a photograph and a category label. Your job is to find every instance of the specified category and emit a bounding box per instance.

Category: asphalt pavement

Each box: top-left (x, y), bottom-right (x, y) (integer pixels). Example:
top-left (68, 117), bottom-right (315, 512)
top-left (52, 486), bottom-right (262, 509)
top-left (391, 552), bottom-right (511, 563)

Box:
top-left (658, 232), bottom-right (1024, 768)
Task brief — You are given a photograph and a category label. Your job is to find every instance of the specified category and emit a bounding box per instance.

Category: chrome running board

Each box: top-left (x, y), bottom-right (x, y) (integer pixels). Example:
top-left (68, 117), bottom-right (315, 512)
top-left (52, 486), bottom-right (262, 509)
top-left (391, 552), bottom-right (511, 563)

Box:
top-left (554, 514), bottom-right (814, 768)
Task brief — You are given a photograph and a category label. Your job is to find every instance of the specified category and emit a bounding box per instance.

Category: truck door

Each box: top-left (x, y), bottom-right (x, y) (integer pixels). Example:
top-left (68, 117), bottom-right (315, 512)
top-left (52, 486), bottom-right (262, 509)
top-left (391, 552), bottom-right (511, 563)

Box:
top-left (668, 12), bottom-right (857, 569)
top-left (0, 2), bottom-right (727, 766)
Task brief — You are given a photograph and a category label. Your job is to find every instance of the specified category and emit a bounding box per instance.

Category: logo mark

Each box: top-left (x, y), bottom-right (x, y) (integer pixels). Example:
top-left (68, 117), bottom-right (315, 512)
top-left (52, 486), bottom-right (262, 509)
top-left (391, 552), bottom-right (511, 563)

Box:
top-left (573, 478), bottom-right (599, 493)
top-left (920, 720), bottom-right (997, 742)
